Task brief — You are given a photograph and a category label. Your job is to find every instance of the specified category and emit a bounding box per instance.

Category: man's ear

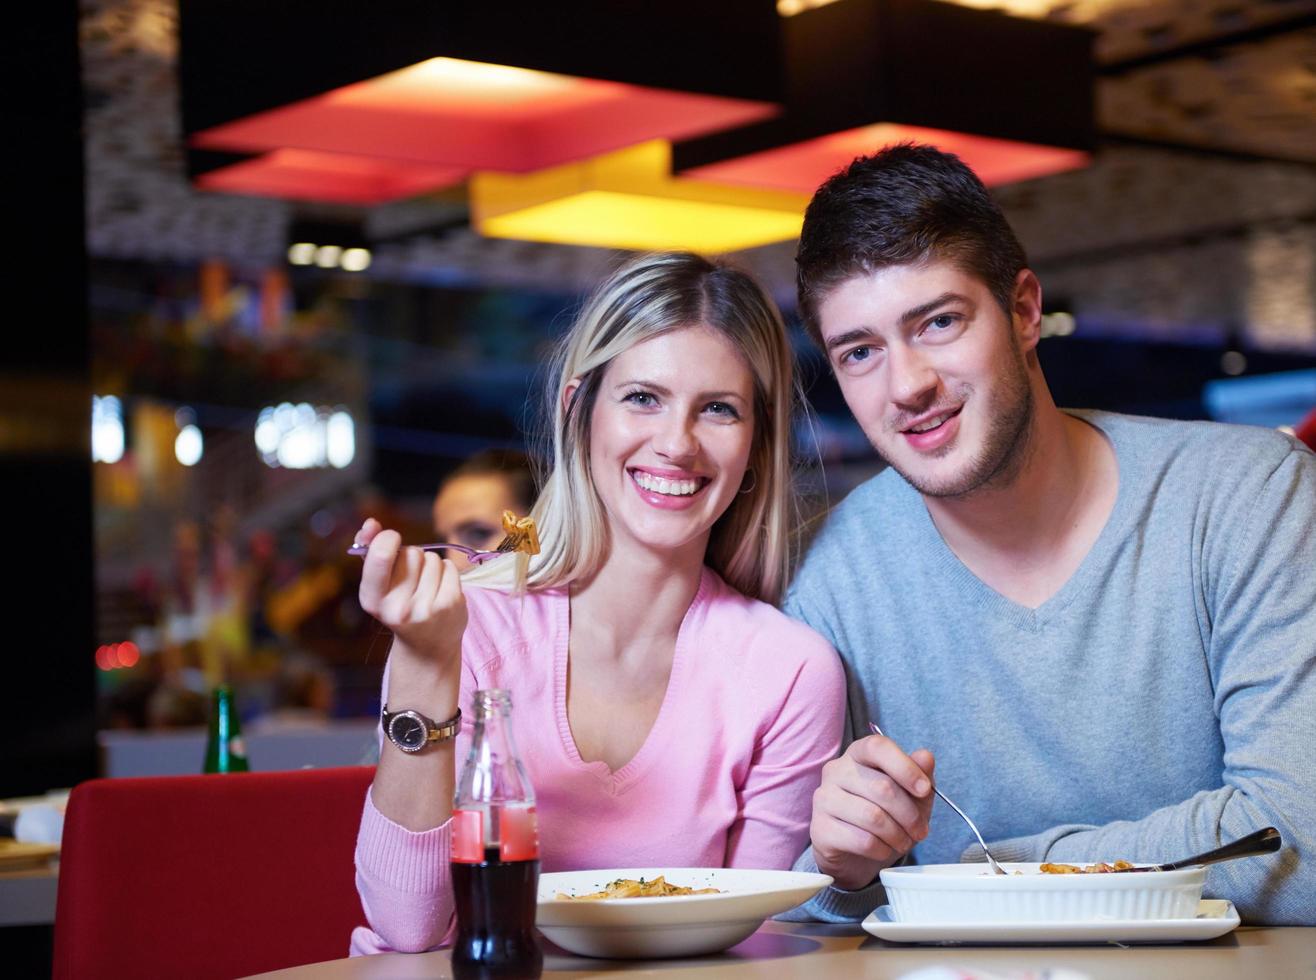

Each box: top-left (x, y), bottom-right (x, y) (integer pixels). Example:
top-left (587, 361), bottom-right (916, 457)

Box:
top-left (1012, 269), bottom-right (1043, 353)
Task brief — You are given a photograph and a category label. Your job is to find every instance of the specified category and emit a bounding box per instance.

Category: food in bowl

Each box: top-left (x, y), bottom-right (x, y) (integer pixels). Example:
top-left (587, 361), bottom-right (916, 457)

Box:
top-left (1040, 860), bottom-right (1135, 874)
top-left (555, 875), bottom-right (723, 900)
top-left (538, 868), bottom-right (832, 958)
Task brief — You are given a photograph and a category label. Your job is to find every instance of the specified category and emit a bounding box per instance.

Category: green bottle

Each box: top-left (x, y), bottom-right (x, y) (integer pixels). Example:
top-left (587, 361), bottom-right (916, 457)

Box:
top-left (204, 684), bottom-right (250, 773)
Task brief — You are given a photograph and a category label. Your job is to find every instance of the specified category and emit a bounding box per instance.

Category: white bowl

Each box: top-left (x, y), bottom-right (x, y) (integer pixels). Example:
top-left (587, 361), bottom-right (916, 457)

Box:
top-left (536, 867), bottom-right (832, 958)
top-left (879, 862), bottom-right (1206, 923)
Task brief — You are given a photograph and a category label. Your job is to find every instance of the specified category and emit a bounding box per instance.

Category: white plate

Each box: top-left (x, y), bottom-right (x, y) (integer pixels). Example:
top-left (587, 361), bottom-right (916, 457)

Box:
top-left (862, 899), bottom-right (1240, 944)
top-left (536, 867), bottom-right (832, 959)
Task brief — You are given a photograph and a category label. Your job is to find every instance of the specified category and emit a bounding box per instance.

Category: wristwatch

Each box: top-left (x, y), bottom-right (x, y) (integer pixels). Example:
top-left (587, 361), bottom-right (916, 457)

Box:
top-left (381, 704), bottom-right (462, 753)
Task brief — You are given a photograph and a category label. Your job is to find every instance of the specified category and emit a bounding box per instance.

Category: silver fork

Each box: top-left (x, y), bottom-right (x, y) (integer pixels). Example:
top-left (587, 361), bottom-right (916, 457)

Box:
top-left (345, 538), bottom-right (519, 564)
top-left (869, 722), bottom-right (1009, 875)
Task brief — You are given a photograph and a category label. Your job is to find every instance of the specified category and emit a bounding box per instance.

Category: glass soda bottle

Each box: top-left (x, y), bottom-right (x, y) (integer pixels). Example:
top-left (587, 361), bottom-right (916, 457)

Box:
top-left (451, 689), bottom-right (542, 979)
top-left (203, 683), bottom-right (250, 773)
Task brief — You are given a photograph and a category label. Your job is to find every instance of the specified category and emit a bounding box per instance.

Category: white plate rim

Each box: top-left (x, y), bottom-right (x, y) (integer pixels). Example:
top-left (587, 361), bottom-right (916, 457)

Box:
top-left (536, 867), bottom-right (832, 931)
top-left (537, 867), bottom-right (831, 905)
top-left (861, 899), bottom-right (1240, 944)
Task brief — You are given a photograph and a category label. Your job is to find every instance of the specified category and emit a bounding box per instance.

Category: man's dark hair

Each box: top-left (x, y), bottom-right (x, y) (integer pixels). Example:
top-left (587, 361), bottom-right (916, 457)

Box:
top-left (795, 143), bottom-right (1028, 346)
top-left (442, 448), bottom-right (537, 513)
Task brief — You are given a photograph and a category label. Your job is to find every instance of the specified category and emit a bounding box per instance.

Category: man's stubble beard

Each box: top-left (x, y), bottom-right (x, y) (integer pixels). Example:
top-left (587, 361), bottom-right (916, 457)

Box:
top-left (876, 346), bottom-right (1035, 500)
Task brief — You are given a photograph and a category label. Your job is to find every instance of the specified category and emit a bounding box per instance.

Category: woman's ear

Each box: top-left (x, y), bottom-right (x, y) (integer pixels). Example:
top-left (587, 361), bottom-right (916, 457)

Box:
top-left (562, 378), bottom-right (581, 415)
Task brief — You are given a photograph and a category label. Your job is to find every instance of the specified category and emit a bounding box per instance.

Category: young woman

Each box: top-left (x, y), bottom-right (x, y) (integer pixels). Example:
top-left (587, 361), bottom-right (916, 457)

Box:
top-left (350, 252), bottom-right (845, 954)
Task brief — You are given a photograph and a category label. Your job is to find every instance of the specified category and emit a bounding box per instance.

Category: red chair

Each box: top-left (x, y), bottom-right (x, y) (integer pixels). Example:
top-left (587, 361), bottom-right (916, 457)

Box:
top-left (54, 766), bottom-right (375, 980)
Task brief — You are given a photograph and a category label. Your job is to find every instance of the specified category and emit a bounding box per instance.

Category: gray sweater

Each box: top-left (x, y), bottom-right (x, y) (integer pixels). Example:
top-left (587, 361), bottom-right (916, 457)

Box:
top-left (783, 412), bottom-right (1316, 924)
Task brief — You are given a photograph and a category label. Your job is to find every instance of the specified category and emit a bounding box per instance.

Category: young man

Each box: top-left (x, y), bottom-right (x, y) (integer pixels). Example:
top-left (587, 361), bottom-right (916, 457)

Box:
top-left (784, 144), bottom-right (1315, 924)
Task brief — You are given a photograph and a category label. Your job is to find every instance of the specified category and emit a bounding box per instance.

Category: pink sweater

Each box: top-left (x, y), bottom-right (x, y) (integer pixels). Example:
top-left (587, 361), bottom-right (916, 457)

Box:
top-left (351, 567), bottom-right (845, 954)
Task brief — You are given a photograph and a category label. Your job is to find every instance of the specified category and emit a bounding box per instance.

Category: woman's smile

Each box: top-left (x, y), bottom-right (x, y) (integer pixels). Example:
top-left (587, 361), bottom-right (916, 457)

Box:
top-left (628, 466), bottom-right (712, 509)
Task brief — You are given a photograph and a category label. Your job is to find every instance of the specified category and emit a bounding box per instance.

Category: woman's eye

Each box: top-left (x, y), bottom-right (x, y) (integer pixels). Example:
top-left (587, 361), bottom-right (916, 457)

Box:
top-left (704, 401), bottom-right (740, 420)
top-left (623, 390), bottom-right (657, 407)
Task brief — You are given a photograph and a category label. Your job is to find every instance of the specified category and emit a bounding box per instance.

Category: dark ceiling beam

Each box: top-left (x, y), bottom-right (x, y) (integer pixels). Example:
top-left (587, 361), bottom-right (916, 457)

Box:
top-left (1097, 132), bottom-right (1316, 171)
top-left (1029, 209), bottom-right (1316, 273)
top-left (1099, 10), bottom-right (1316, 74)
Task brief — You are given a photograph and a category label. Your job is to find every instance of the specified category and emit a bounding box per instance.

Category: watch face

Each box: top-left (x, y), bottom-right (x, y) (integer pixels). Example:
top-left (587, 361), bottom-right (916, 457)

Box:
top-left (389, 712), bottom-right (427, 751)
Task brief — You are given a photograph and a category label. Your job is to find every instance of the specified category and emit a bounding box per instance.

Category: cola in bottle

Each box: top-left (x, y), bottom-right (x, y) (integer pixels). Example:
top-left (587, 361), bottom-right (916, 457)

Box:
top-left (451, 689), bottom-right (542, 979)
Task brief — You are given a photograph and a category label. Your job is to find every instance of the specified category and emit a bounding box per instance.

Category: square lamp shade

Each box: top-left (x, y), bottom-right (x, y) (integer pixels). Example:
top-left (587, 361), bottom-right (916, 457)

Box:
top-left (191, 57), bottom-right (778, 200)
top-left (674, 0), bottom-right (1097, 191)
top-left (471, 141), bottom-right (810, 254)
top-left (180, 1), bottom-right (784, 206)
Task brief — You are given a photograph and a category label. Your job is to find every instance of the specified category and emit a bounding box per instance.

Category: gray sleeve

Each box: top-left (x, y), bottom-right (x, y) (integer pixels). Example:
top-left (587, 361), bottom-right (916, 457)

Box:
top-left (775, 844), bottom-right (890, 922)
top-left (963, 447), bottom-right (1316, 925)
top-left (781, 564), bottom-right (891, 922)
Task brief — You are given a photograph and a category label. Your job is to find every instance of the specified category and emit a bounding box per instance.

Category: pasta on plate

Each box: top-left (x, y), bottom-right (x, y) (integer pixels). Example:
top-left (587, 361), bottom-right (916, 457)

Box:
top-left (555, 875), bottom-right (723, 900)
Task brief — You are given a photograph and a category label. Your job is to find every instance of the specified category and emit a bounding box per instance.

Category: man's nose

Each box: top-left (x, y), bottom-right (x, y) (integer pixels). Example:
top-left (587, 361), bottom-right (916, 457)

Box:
top-left (887, 343), bottom-right (939, 408)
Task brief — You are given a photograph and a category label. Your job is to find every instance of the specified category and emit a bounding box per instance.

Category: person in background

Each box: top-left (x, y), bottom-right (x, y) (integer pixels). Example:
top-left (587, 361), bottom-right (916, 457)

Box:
top-left (349, 252), bottom-right (846, 954)
top-left (431, 448), bottom-right (537, 570)
top-left (783, 144), bottom-right (1315, 924)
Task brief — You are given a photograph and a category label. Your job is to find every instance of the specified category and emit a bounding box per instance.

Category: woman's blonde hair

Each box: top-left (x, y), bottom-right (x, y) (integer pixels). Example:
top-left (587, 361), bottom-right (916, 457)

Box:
top-left (466, 252), bottom-right (797, 604)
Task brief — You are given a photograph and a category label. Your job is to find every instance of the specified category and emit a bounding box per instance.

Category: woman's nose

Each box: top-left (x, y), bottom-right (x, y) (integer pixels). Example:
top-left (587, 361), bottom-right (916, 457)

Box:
top-left (653, 415), bottom-right (698, 460)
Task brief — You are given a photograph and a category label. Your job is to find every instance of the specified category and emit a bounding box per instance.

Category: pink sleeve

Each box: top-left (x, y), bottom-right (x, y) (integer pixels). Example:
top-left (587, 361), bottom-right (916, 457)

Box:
top-left (351, 611), bottom-right (489, 955)
top-left (350, 789), bottom-right (458, 954)
top-left (723, 632), bottom-right (846, 870)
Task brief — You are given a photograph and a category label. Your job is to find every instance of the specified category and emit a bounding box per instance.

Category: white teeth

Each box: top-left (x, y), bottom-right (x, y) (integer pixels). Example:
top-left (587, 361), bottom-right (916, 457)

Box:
top-left (633, 472), bottom-right (701, 496)
top-left (910, 412), bottom-right (952, 434)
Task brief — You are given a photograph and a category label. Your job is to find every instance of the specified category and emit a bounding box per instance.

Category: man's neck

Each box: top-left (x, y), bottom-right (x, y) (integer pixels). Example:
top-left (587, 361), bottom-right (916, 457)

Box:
top-left (924, 400), bottom-right (1119, 609)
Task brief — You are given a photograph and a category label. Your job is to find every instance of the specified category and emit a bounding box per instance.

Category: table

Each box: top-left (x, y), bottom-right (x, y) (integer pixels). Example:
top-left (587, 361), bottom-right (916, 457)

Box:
top-left (246, 919), bottom-right (1316, 979)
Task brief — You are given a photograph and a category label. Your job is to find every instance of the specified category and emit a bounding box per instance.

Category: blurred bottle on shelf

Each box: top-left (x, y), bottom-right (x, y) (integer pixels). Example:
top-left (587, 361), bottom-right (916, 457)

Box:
top-left (203, 683), bottom-right (250, 773)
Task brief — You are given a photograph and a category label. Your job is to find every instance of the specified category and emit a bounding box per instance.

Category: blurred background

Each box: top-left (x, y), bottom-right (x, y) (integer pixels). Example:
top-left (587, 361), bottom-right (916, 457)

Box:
top-left (4, 0), bottom-right (1316, 797)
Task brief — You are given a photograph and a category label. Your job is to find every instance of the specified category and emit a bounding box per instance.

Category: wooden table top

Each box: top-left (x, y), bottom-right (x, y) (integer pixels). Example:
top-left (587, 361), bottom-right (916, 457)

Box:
top-left (247, 918), bottom-right (1316, 979)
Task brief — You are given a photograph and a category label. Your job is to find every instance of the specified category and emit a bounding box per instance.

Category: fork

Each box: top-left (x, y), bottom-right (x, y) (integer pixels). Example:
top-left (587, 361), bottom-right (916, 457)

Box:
top-left (869, 722), bottom-right (1009, 875)
top-left (345, 538), bottom-right (517, 564)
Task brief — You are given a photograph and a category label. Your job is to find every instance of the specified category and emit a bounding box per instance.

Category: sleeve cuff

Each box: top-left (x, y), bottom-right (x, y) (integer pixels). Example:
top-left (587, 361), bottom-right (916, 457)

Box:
top-left (356, 787), bottom-right (453, 895)
top-left (774, 847), bottom-right (889, 923)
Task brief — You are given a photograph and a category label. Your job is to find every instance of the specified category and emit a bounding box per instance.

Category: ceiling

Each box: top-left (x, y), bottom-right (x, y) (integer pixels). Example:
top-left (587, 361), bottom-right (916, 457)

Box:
top-left (81, 0), bottom-right (1316, 349)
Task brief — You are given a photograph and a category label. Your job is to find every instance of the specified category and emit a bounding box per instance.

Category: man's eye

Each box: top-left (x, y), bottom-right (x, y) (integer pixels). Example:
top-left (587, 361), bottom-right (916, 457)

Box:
top-left (929, 314), bottom-right (957, 330)
top-left (841, 346), bottom-right (871, 364)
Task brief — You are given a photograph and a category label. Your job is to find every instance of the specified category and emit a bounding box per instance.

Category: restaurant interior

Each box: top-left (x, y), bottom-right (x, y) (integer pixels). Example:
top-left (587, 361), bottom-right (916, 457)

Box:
top-left (3, 0), bottom-right (1315, 975)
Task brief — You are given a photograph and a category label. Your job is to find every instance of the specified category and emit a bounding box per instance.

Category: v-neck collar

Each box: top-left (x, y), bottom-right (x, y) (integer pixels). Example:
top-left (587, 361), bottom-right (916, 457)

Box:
top-left (913, 411), bottom-right (1138, 632)
top-left (550, 566), bottom-right (713, 790)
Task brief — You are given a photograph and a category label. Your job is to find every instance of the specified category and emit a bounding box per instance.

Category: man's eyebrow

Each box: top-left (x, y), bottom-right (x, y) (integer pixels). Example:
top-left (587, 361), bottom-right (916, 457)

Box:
top-left (900, 292), bottom-right (972, 325)
top-left (824, 328), bottom-right (876, 353)
top-left (824, 292), bottom-right (973, 353)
